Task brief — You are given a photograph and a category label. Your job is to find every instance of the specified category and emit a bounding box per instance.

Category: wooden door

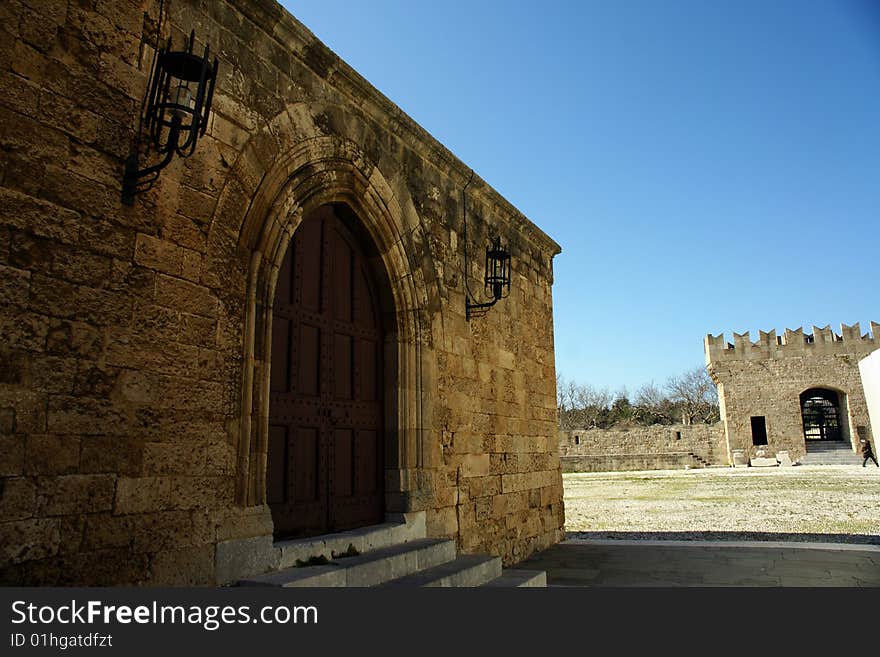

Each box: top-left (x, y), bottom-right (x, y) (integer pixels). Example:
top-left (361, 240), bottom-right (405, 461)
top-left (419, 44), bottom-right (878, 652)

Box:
top-left (267, 205), bottom-right (385, 539)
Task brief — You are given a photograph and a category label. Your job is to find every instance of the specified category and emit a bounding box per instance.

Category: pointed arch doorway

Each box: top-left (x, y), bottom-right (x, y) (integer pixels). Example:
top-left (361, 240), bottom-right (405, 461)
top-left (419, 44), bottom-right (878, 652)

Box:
top-left (267, 204), bottom-right (387, 539)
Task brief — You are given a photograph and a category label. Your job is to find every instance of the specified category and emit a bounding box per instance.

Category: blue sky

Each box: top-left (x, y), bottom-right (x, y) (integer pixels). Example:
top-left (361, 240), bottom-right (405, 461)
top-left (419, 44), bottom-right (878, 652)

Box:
top-left (281, 0), bottom-right (880, 392)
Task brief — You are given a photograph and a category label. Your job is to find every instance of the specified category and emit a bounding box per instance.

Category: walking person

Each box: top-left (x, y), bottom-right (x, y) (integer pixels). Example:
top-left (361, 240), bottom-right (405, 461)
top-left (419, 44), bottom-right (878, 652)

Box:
top-left (861, 437), bottom-right (879, 467)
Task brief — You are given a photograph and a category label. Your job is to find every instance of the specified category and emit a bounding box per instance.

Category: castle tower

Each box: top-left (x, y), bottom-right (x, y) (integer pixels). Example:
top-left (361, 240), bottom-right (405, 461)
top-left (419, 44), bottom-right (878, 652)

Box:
top-left (705, 323), bottom-right (877, 463)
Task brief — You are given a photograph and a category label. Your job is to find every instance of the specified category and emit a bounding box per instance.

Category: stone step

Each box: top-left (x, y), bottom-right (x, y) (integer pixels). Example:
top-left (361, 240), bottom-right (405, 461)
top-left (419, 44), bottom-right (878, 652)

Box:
top-left (377, 554), bottom-right (503, 587)
top-left (800, 456), bottom-right (861, 465)
top-left (801, 442), bottom-right (860, 465)
top-left (802, 450), bottom-right (857, 456)
top-left (801, 458), bottom-right (862, 465)
top-left (482, 569), bottom-right (547, 587)
top-left (238, 538), bottom-right (455, 587)
top-left (805, 442), bottom-right (854, 451)
top-left (216, 512), bottom-right (428, 585)
top-left (272, 512), bottom-right (427, 570)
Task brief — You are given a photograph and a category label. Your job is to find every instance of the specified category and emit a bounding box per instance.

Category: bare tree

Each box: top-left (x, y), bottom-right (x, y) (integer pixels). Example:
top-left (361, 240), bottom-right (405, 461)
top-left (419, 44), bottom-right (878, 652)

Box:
top-left (556, 376), bottom-right (612, 430)
top-left (632, 382), bottom-right (675, 425)
top-left (665, 366), bottom-right (719, 424)
top-left (557, 367), bottom-right (720, 430)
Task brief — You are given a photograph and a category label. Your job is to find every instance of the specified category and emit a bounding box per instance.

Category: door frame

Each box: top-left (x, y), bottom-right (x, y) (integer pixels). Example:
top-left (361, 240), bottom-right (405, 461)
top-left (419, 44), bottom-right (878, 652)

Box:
top-left (231, 138), bottom-right (439, 530)
top-left (267, 204), bottom-right (387, 538)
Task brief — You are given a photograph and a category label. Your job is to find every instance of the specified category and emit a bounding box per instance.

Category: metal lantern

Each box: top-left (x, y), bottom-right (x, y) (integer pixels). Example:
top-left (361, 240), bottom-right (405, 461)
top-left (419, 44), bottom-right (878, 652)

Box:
top-left (484, 237), bottom-right (511, 301)
top-left (466, 236), bottom-right (512, 320)
top-left (122, 30), bottom-right (218, 205)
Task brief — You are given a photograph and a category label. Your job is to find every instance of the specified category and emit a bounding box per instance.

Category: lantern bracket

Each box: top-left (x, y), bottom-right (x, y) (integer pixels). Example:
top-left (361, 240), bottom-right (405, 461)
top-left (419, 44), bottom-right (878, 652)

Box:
top-left (122, 28), bottom-right (218, 206)
top-left (466, 236), bottom-right (511, 321)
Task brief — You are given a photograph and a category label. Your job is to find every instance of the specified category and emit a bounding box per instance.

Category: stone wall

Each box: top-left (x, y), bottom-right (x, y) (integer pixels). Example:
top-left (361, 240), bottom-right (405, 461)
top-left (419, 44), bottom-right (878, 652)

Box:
top-left (0, 0), bottom-right (564, 585)
top-left (561, 452), bottom-right (706, 473)
top-left (559, 423), bottom-right (726, 472)
top-left (706, 324), bottom-right (877, 462)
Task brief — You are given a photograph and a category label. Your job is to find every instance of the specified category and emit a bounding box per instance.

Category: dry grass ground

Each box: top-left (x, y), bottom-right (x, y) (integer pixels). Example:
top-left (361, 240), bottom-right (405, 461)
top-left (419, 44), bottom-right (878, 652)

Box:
top-left (564, 464), bottom-right (880, 543)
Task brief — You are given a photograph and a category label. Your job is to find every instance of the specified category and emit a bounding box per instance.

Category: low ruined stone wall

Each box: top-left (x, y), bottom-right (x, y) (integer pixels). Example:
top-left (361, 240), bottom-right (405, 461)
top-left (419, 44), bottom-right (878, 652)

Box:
top-left (561, 452), bottom-right (703, 473)
top-left (559, 423), bottom-right (726, 472)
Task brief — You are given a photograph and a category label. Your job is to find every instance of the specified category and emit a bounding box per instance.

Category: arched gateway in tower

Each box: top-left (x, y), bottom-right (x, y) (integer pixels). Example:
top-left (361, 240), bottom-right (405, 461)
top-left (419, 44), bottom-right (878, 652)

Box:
top-left (800, 388), bottom-right (842, 443)
top-left (267, 204), bottom-right (389, 539)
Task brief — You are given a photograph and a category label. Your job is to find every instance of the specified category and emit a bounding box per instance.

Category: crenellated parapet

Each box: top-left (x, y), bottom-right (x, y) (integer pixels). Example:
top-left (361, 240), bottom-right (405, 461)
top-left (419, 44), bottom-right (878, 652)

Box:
top-left (705, 322), bottom-right (879, 365)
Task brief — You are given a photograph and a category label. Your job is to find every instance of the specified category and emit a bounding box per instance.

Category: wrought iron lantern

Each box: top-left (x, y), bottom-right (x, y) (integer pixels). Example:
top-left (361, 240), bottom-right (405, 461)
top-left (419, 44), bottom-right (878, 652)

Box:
top-left (466, 236), bottom-right (511, 320)
top-left (122, 30), bottom-right (218, 205)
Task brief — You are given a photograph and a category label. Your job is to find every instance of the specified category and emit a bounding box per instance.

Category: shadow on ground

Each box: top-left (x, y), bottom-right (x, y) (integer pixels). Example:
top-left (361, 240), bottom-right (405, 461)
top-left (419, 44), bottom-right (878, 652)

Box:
top-left (522, 533), bottom-right (880, 587)
top-left (567, 530), bottom-right (880, 545)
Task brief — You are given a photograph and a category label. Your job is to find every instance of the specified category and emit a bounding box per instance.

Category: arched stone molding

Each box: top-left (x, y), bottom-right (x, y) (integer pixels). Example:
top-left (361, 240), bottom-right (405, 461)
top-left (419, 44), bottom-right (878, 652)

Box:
top-left (206, 103), bottom-right (439, 516)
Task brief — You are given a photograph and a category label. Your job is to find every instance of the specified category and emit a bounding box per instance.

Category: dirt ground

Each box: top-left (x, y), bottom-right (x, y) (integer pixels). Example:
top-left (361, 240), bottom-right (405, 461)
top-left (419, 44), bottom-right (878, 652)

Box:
top-left (563, 464), bottom-right (880, 543)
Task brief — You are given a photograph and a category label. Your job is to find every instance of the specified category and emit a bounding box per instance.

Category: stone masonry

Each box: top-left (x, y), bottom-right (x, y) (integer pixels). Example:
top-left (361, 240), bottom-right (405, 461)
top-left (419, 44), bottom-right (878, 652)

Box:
top-left (0, 0), bottom-right (564, 584)
top-left (559, 423), bottom-right (726, 472)
top-left (705, 323), bottom-right (877, 463)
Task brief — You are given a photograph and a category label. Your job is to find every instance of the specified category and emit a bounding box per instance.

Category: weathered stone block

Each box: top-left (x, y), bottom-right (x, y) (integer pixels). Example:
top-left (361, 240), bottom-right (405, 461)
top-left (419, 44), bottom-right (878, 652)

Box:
top-left (0, 188), bottom-right (81, 244)
top-left (460, 453), bottom-right (489, 478)
top-left (179, 313), bottom-right (217, 347)
top-left (134, 233), bottom-right (202, 281)
top-left (57, 514), bottom-right (86, 555)
top-left (24, 550), bottom-right (149, 587)
top-left (131, 510), bottom-right (215, 553)
top-left (0, 264), bottom-right (30, 307)
top-left (150, 544), bottom-right (215, 586)
top-left (47, 396), bottom-right (128, 435)
top-left (0, 477), bottom-right (36, 520)
top-left (80, 435), bottom-right (142, 475)
top-left (467, 475), bottom-right (502, 498)
top-left (161, 213), bottom-right (208, 252)
top-left (114, 475), bottom-right (232, 514)
top-left (78, 220), bottom-right (135, 260)
top-left (0, 518), bottom-right (61, 564)
top-left (0, 350), bottom-right (28, 386)
top-left (29, 355), bottom-right (77, 394)
top-left (142, 442), bottom-right (208, 475)
top-left (37, 474), bottom-right (115, 516)
top-left (215, 506), bottom-right (274, 543)
top-left (154, 273), bottom-right (219, 318)
top-left (25, 434), bottom-right (80, 475)
top-left (46, 319), bottom-right (103, 359)
top-left (205, 439), bottom-right (236, 475)
top-left (215, 535), bottom-right (279, 585)
top-left (0, 389), bottom-right (45, 433)
top-left (0, 435), bottom-right (24, 476)
top-left (426, 506), bottom-right (457, 538)
top-left (73, 364), bottom-right (120, 398)
top-left (82, 513), bottom-right (133, 551)
top-left (113, 476), bottom-right (169, 514)
top-left (73, 286), bottom-right (132, 325)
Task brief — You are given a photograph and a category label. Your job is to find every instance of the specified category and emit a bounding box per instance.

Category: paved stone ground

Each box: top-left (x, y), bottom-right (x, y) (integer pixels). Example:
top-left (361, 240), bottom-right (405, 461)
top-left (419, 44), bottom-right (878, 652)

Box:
top-left (521, 465), bottom-right (880, 586)
top-left (564, 465), bottom-right (880, 541)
